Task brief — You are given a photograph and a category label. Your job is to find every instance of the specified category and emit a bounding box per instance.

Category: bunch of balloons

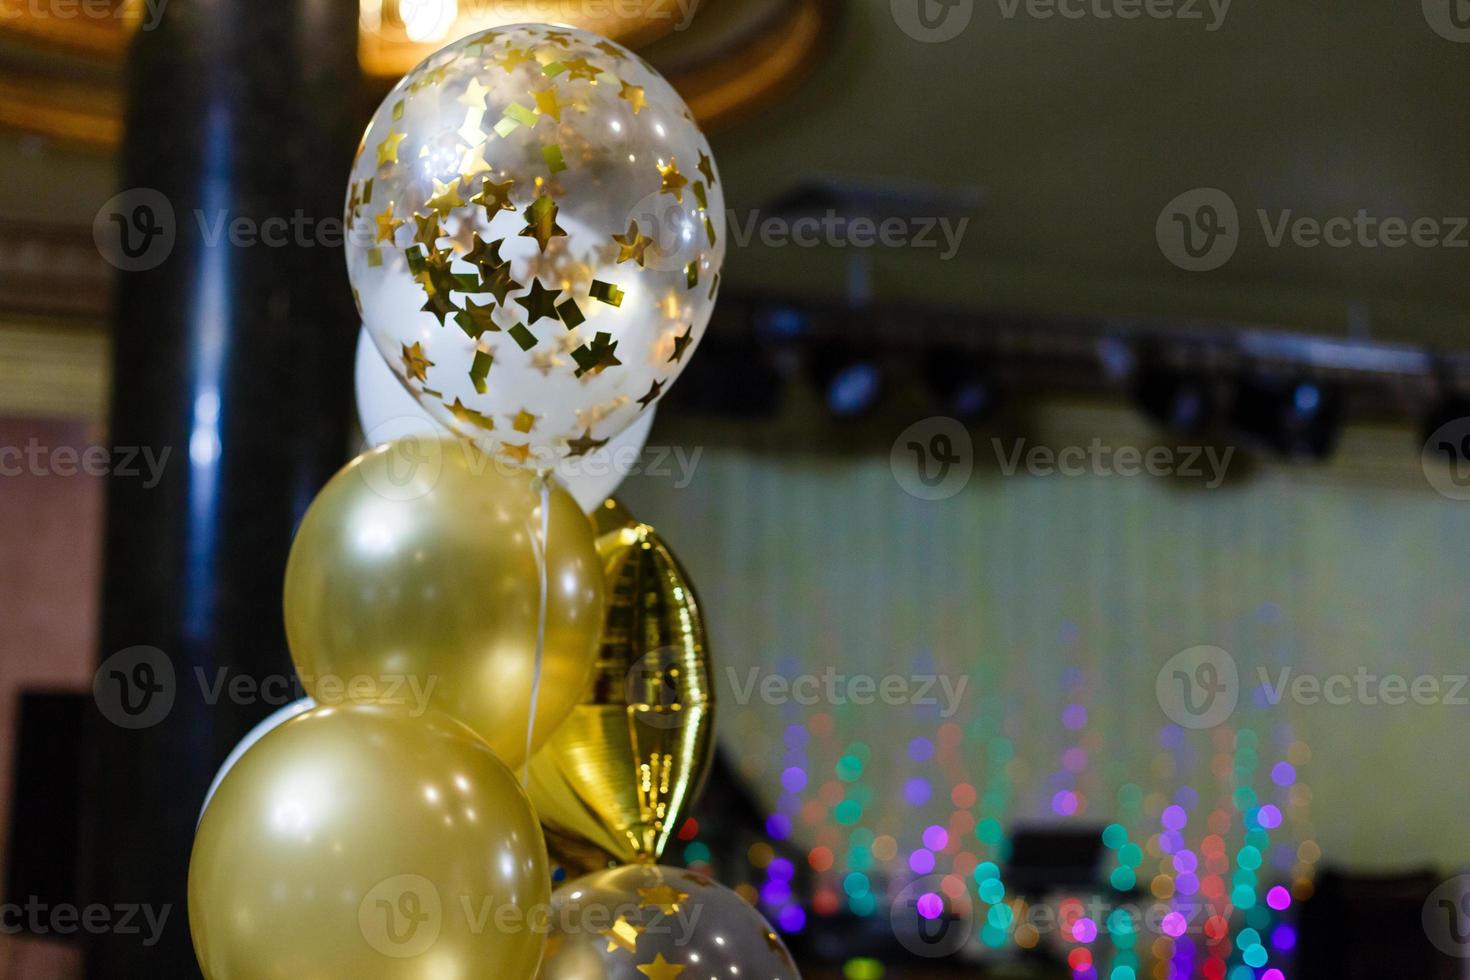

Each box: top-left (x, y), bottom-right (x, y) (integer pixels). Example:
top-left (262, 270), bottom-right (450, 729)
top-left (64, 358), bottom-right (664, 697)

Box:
top-left (187, 23), bottom-right (799, 980)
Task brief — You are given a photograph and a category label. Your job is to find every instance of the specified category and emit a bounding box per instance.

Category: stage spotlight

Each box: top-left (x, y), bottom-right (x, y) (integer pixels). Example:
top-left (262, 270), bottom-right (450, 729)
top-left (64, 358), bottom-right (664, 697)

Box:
top-left (753, 304), bottom-right (809, 342)
top-left (923, 349), bottom-right (1000, 425)
top-left (1230, 374), bottom-right (1342, 460)
top-left (1135, 366), bottom-right (1215, 434)
top-left (806, 344), bottom-right (885, 420)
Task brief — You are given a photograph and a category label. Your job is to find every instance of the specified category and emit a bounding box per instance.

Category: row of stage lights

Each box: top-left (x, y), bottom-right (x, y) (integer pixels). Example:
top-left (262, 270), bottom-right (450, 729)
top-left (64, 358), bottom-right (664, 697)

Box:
top-left (670, 303), bottom-right (1469, 468)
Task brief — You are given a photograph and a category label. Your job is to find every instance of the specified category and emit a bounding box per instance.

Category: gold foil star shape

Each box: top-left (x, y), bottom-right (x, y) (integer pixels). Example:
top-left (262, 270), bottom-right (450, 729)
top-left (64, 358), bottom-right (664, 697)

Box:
top-left (499, 442), bottom-right (532, 465)
top-left (481, 263), bottom-right (523, 305)
top-left (636, 954), bottom-right (685, 980)
top-left (446, 397), bottom-right (494, 431)
top-left (657, 159), bottom-right (689, 202)
top-left (458, 76), bottom-right (490, 108)
top-left (455, 297), bottom-right (499, 338)
top-left (400, 342), bottom-right (434, 382)
top-left (497, 46), bottom-right (534, 73)
top-left (375, 203), bottom-right (403, 243)
top-left (636, 884), bottom-right (689, 914)
top-left (465, 235), bottom-right (506, 277)
top-left (636, 379), bottom-right (664, 409)
top-left (667, 325), bottom-right (694, 363)
top-left (697, 150), bottom-right (716, 186)
top-left (515, 278), bottom-right (562, 325)
top-left (619, 80), bottom-right (647, 113)
top-left (566, 428), bottom-right (610, 457)
top-left (534, 88), bottom-right (566, 121)
top-left (595, 40), bottom-right (624, 58)
top-left (528, 345), bottom-right (565, 375)
top-left (510, 409), bottom-right (538, 433)
top-left (601, 914), bottom-right (645, 954)
top-left (562, 56), bottom-right (601, 81)
top-left (572, 332), bottom-right (622, 378)
top-left (420, 289), bottom-right (458, 326)
top-left (520, 195), bottom-right (567, 253)
top-left (612, 220), bottom-right (655, 267)
top-left (470, 176), bottom-right (516, 217)
top-left (426, 178), bottom-right (464, 214)
top-left (376, 129), bottom-right (406, 166)
top-left (411, 210), bottom-right (444, 247)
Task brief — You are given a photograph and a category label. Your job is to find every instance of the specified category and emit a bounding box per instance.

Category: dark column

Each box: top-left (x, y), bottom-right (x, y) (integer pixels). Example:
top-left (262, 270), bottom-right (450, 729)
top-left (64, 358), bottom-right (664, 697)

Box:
top-left (84, 0), bottom-right (362, 974)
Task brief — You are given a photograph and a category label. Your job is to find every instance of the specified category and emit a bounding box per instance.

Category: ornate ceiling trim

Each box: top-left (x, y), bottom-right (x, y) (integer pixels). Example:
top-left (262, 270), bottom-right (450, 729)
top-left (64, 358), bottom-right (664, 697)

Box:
top-left (0, 0), bottom-right (834, 149)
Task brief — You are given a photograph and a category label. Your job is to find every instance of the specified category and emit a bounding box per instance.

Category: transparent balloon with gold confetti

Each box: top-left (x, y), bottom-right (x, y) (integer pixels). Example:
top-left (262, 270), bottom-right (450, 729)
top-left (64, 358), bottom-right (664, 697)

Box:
top-left (344, 24), bottom-right (725, 470)
top-left (538, 864), bottom-right (801, 980)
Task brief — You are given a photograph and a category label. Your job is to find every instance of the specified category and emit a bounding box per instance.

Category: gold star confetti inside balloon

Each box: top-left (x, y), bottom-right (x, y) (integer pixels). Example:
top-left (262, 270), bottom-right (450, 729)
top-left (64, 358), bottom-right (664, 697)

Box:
top-left (345, 24), bottom-right (726, 471)
top-left (538, 865), bottom-right (801, 980)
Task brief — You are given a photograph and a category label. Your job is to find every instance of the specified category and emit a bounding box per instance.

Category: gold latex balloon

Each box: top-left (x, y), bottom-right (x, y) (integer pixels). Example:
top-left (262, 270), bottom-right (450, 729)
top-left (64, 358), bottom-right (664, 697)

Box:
top-left (284, 437), bottom-right (604, 767)
top-left (526, 518), bottom-right (714, 874)
top-left (537, 864), bottom-right (801, 980)
top-left (189, 704), bottom-right (549, 979)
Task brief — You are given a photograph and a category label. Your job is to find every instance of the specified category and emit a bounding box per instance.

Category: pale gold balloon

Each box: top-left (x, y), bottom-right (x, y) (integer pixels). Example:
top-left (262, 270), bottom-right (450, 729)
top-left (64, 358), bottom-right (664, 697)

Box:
top-left (284, 437), bottom-right (604, 767)
top-left (526, 517), bottom-right (714, 874)
top-left (189, 704), bottom-right (550, 979)
top-left (537, 865), bottom-right (801, 980)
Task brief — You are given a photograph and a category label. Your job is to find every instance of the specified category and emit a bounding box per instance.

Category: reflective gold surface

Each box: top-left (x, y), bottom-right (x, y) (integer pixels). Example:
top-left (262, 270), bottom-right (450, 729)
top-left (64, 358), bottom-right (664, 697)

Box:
top-left (284, 438), bottom-right (604, 767)
top-left (537, 864), bottom-right (799, 980)
top-left (527, 518), bottom-right (714, 872)
top-left (190, 704), bottom-right (550, 979)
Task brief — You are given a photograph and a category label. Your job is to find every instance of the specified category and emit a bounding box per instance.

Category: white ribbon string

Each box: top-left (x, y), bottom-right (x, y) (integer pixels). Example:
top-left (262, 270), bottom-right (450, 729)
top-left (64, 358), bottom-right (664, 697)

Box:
top-left (525, 475), bottom-right (551, 782)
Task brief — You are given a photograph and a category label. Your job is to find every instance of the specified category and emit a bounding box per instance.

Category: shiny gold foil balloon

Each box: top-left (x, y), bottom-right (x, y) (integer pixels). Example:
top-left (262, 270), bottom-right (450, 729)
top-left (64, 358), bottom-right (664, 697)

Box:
top-left (527, 518), bottom-right (714, 873)
top-left (537, 865), bottom-right (800, 980)
top-left (189, 705), bottom-right (549, 979)
top-left (284, 437), bottom-right (604, 767)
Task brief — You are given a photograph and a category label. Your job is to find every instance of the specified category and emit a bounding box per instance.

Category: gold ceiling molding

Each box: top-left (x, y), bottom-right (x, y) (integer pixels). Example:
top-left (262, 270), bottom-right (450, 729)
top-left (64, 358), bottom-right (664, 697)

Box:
top-left (659, 0), bottom-right (837, 130)
top-left (357, 0), bottom-right (690, 79)
top-left (0, 72), bottom-right (120, 150)
top-left (0, 0), bottom-right (133, 57)
top-left (0, 0), bottom-right (834, 149)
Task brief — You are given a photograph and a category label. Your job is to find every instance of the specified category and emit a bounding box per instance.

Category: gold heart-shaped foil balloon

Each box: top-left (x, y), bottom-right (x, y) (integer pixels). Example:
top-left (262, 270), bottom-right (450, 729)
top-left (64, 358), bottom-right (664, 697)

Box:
top-left (526, 505), bottom-right (715, 875)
